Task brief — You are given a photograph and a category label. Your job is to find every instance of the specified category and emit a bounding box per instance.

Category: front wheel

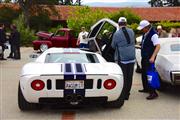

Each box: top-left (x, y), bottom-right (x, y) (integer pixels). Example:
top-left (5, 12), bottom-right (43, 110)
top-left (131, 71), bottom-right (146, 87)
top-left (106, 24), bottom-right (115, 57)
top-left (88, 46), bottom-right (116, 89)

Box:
top-left (40, 44), bottom-right (48, 52)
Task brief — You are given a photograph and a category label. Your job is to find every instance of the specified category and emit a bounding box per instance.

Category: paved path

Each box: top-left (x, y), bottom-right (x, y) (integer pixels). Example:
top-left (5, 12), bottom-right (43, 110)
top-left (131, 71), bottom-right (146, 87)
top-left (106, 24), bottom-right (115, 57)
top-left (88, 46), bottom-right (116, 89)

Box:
top-left (0, 47), bottom-right (180, 120)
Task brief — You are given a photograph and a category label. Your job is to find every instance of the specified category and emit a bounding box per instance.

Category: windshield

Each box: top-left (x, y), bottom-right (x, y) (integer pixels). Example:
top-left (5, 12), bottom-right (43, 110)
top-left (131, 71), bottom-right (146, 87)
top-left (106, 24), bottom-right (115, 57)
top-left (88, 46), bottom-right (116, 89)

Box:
top-left (45, 53), bottom-right (99, 63)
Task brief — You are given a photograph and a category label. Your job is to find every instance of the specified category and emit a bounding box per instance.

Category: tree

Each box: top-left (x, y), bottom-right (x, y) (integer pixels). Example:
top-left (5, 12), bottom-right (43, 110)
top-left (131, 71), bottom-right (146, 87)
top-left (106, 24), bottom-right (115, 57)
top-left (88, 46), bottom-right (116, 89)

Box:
top-left (67, 6), bottom-right (110, 37)
top-left (59, 0), bottom-right (81, 5)
top-left (148, 0), bottom-right (180, 7)
top-left (17, 0), bottom-right (59, 27)
top-left (0, 5), bottom-right (21, 25)
top-left (148, 0), bottom-right (163, 7)
top-left (74, 0), bottom-right (81, 6)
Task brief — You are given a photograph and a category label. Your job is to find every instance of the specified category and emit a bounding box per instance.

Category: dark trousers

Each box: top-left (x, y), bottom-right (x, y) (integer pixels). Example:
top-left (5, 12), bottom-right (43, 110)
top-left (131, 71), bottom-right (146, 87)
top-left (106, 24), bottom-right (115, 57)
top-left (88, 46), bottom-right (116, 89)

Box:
top-left (10, 45), bottom-right (20, 59)
top-left (119, 62), bottom-right (134, 98)
top-left (141, 58), bottom-right (156, 93)
top-left (0, 45), bottom-right (5, 59)
top-left (79, 43), bottom-right (88, 48)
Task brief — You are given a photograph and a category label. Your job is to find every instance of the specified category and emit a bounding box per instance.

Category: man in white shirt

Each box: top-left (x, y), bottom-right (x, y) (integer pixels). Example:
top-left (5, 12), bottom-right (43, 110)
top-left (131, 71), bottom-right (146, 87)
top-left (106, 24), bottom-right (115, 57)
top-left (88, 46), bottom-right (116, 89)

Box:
top-left (137, 20), bottom-right (160, 100)
top-left (77, 27), bottom-right (89, 48)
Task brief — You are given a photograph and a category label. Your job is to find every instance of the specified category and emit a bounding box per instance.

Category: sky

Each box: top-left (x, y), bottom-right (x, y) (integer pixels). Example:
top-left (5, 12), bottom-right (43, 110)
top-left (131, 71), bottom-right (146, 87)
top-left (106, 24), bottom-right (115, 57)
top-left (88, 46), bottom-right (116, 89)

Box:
top-left (81, 0), bottom-right (149, 3)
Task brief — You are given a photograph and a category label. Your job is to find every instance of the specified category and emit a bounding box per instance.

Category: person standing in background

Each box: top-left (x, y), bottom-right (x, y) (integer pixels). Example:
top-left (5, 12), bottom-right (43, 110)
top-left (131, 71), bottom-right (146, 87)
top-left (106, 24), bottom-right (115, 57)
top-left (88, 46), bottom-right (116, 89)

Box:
top-left (137, 20), bottom-right (160, 100)
top-left (9, 24), bottom-right (21, 60)
top-left (157, 25), bottom-right (168, 38)
top-left (168, 28), bottom-right (178, 37)
top-left (0, 23), bottom-right (7, 60)
top-left (111, 17), bottom-right (136, 100)
top-left (76, 27), bottom-right (89, 48)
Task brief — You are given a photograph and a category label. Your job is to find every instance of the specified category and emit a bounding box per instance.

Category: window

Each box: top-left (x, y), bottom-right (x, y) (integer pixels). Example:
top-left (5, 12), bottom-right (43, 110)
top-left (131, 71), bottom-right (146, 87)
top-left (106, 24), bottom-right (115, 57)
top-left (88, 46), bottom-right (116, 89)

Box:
top-left (45, 53), bottom-right (99, 63)
top-left (55, 30), bottom-right (65, 36)
top-left (171, 44), bottom-right (180, 51)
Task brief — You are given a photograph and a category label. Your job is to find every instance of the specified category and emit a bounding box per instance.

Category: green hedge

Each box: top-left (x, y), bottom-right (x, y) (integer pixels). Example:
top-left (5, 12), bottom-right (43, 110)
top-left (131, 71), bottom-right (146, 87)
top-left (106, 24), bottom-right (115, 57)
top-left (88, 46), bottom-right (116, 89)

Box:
top-left (155, 21), bottom-right (180, 32)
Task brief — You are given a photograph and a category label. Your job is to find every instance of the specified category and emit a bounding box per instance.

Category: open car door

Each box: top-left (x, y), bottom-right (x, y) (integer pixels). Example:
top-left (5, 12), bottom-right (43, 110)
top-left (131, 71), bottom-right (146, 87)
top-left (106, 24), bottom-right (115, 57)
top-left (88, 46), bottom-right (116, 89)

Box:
top-left (87, 18), bottom-right (119, 62)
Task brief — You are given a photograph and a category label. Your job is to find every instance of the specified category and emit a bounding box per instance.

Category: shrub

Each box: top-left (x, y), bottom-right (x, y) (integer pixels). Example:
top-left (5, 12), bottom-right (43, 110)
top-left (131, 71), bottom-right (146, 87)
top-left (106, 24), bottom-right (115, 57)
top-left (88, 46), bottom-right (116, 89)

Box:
top-left (13, 14), bottom-right (37, 46)
top-left (48, 25), bottom-right (63, 33)
top-left (155, 21), bottom-right (180, 32)
top-left (67, 7), bottom-right (141, 36)
top-left (110, 9), bottom-right (141, 25)
top-left (67, 6), bottom-right (110, 37)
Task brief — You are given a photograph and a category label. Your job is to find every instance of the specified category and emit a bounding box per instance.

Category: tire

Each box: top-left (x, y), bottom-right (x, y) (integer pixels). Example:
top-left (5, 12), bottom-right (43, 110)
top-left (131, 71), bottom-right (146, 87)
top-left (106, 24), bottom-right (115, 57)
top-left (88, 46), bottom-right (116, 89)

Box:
top-left (40, 44), bottom-right (48, 52)
top-left (105, 97), bottom-right (124, 108)
top-left (104, 90), bottom-right (125, 108)
top-left (18, 83), bottom-right (42, 111)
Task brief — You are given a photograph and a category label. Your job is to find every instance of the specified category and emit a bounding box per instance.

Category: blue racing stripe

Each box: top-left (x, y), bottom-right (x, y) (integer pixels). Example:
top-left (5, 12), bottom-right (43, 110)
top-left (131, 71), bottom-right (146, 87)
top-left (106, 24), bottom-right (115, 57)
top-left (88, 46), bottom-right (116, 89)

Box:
top-left (64, 63), bottom-right (74, 79)
top-left (64, 63), bottom-right (74, 96)
top-left (75, 63), bottom-right (86, 97)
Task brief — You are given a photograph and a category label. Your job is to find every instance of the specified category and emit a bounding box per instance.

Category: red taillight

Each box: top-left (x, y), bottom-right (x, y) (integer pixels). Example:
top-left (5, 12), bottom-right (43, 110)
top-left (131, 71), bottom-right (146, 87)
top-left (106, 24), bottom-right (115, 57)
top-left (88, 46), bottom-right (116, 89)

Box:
top-left (31, 80), bottom-right (45, 91)
top-left (103, 79), bottom-right (116, 90)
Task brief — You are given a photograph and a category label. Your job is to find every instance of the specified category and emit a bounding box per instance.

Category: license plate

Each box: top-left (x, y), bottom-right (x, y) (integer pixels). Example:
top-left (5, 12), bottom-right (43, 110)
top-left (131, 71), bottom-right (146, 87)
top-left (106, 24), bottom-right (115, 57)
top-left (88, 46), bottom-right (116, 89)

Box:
top-left (65, 80), bottom-right (84, 89)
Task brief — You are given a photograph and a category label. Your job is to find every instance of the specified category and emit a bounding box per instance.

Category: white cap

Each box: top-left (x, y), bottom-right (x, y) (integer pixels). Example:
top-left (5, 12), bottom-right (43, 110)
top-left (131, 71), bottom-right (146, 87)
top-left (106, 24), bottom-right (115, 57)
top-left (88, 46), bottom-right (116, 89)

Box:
top-left (157, 25), bottom-right (162, 29)
top-left (118, 17), bottom-right (127, 23)
top-left (103, 30), bottom-right (109, 34)
top-left (137, 20), bottom-right (150, 30)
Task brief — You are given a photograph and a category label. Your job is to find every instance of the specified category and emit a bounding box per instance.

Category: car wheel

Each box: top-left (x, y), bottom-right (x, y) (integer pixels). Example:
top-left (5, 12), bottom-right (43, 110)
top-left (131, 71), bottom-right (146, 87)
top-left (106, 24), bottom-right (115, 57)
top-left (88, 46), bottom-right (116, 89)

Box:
top-left (104, 90), bottom-right (125, 108)
top-left (40, 44), bottom-right (48, 52)
top-left (18, 83), bottom-right (42, 110)
top-left (105, 98), bottom-right (124, 108)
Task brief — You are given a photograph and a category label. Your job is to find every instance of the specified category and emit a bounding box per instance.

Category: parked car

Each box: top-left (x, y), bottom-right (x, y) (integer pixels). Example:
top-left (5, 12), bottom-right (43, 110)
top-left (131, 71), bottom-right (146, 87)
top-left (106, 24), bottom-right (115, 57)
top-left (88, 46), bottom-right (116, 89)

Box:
top-left (32, 28), bottom-right (77, 52)
top-left (18, 48), bottom-right (124, 110)
top-left (136, 37), bottom-right (180, 86)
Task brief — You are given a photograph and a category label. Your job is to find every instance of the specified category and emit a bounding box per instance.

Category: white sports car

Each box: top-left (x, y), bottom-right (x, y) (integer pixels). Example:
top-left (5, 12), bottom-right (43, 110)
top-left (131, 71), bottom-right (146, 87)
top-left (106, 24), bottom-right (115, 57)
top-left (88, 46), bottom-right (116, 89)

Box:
top-left (136, 37), bottom-right (180, 86)
top-left (18, 48), bottom-right (124, 110)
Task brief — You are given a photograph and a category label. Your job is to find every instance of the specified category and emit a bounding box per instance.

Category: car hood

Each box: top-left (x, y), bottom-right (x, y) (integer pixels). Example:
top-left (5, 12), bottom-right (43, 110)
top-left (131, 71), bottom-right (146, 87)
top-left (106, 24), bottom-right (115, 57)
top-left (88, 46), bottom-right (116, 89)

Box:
top-left (164, 54), bottom-right (180, 65)
top-left (21, 63), bottom-right (122, 76)
top-left (36, 31), bottom-right (53, 39)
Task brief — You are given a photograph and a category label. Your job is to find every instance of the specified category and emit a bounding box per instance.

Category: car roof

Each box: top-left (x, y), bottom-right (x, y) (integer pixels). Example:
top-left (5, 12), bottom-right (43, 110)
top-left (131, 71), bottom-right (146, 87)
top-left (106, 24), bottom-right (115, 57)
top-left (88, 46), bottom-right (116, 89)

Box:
top-left (44, 48), bottom-right (95, 54)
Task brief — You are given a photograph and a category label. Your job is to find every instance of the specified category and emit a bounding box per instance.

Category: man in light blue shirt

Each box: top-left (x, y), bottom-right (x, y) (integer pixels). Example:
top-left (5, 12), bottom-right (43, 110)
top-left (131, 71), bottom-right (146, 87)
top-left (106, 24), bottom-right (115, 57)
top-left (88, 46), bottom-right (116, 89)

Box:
top-left (111, 17), bottom-right (135, 100)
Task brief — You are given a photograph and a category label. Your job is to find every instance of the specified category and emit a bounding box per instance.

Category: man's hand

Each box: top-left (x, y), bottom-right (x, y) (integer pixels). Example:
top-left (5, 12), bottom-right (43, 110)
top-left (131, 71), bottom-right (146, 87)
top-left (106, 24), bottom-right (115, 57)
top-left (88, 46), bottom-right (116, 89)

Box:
top-left (149, 56), bottom-right (155, 63)
top-left (76, 39), bottom-right (80, 46)
top-left (149, 44), bottom-right (160, 63)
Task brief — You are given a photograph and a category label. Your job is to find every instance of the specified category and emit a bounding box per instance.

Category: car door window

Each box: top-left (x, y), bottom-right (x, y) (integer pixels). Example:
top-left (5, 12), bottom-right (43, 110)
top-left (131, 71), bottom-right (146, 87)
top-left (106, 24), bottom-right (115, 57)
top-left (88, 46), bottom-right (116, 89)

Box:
top-left (96, 22), bottom-right (116, 62)
top-left (55, 30), bottom-right (66, 37)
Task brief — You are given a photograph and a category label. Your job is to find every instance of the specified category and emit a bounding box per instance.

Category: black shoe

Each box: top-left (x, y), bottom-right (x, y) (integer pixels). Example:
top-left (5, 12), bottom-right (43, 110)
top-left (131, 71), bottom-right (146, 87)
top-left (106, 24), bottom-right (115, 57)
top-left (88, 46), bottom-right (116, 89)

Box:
top-left (146, 93), bottom-right (158, 100)
top-left (125, 96), bottom-right (129, 100)
top-left (138, 89), bottom-right (149, 93)
top-left (0, 58), bottom-right (6, 60)
top-left (136, 68), bottom-right (142, 73)
top-left (7, 56), bottom-right (13, 58)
